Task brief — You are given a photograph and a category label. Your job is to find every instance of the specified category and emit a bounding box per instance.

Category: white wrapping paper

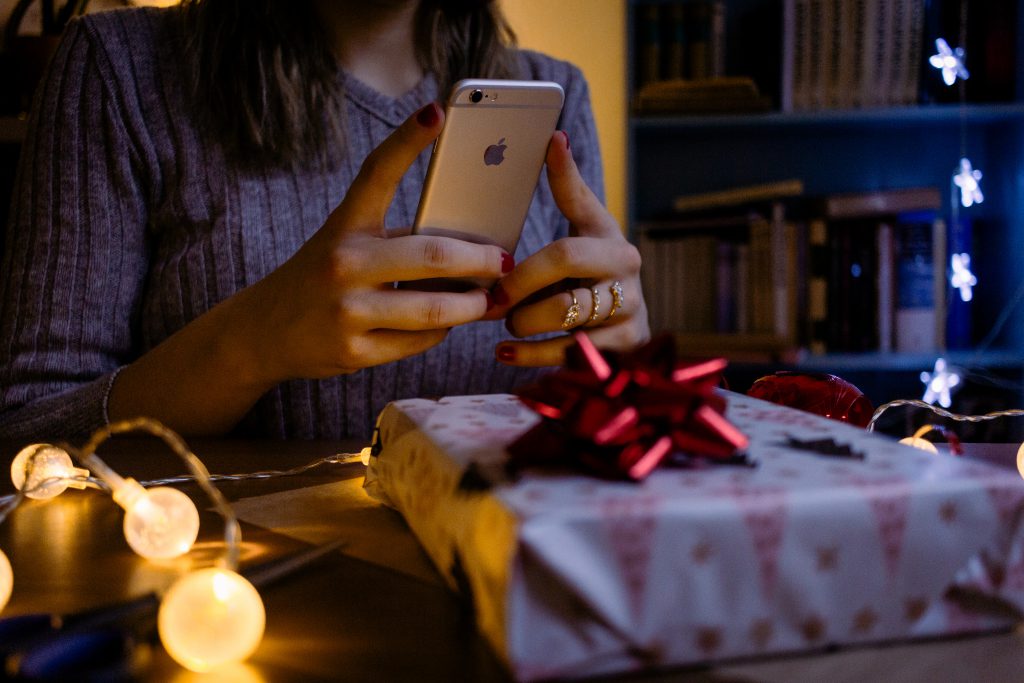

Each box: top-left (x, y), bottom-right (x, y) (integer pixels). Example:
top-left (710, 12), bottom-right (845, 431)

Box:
top-left (366, 392), bottom-right (1024, 681)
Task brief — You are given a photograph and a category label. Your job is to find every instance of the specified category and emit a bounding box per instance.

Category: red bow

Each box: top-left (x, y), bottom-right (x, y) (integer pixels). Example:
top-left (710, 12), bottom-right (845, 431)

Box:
top-left (508, 333), bottom-right (749, 481)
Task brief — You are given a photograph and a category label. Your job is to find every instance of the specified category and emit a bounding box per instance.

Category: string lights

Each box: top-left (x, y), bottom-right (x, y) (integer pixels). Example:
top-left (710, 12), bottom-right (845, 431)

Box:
top-left (0, 420), bottom-right (364, 673)
top-left (921, 1), bottom-right (982, 409)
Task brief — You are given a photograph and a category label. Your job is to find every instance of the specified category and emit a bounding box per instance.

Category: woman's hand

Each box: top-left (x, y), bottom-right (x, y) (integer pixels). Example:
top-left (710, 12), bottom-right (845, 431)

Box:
top-left (490, 131), bottom-right (650, 366)
top-left (240, 102), bottom-right (511, 381)
top-left (109, 103), bottom-right (510, 434)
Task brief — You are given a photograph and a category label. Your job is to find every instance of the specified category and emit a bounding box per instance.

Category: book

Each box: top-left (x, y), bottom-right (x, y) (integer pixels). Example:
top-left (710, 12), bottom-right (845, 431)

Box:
top-left (806, 218), bottom-right (829, 354)
top-left (793, 0), bottom-right (811, 110)
top-left (876, 221), bottom-right (895, 352)
top-left (805, 187), bottom-right (944, 355)
top-left (663, 2), bottom-right (687, 81)
top-left (853, 0), bottom-right (876, 108)
top-left (817, 186), bottom-right (942, 219)
top-left (894, 212), bottom-right (946, 352)
top-left (633, 77), bottom-right (772, 115)
top-left (637, 3), bottom-right (662, 87)
top-left (672, 178), bottom-right (804, 214)
top-left (779, 0), bottom-right (797, 112)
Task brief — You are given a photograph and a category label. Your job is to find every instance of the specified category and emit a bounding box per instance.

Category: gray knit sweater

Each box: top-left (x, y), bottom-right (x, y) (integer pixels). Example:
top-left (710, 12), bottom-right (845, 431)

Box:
top-left (0, 8), bottom-right (604, 441)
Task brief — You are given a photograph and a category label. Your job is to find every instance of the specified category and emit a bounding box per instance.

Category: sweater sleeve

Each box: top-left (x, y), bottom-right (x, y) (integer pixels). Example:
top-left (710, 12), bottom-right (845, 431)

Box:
top-left (0, 18), bottom-right (151, 441)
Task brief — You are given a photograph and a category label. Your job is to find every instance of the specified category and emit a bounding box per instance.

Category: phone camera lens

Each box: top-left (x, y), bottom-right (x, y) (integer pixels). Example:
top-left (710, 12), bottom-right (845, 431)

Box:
top-left (470, 89), bottom-right (483, 103)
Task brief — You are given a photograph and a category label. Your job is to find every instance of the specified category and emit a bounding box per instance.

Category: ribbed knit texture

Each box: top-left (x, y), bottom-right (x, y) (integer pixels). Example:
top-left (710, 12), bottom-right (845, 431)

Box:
top-left (0, 8), bottom-right (604, 441)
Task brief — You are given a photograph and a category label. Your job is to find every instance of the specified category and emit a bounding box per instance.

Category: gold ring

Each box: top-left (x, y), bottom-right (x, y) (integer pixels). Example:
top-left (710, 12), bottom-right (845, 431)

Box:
top-left (561, 289), bottom-right (581, 329)
top-left (587, 287), bottom-right (601, 323)
top-left (608, 281), bottom-right (624, 318)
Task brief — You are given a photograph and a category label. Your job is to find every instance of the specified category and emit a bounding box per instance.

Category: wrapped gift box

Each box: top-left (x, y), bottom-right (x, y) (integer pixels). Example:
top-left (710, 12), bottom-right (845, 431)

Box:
top-left (365, 392), bottom-right (1024, 681)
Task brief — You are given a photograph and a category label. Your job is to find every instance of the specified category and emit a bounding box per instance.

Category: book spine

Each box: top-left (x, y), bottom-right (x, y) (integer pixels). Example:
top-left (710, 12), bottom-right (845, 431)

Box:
top-left (688, 1), bottom-right (711, 80)
top-left (932, 216), bottom-right (947, 350)
top-left (715, 239), bottom-right (737, 333)
top-left (894, 216), bottom-right (939, 351)
top-left (876, 222), bottom-right (894, 352)
top-left (780, 0), bottom-right (796, 112)
top-left (807, 0), bottom-right (827, 110)
top-left (854, 0), bottom-right (875, 108)
top-left (836, 0), bottom-right (858, 109)
top-left (872, 0), bottom-right (894, 107)
top-left (903, 0), bottom-right (924, 105)
top-left (889, 0), bottom-right (908, 106)
top-left (710, 1), bottom-right (726, 79)
top-left (793, 0), bottom-right (811, 110)
top-left (664, 2), bottom-right (687, 81)
top-left (638, 3), bottom-right (662, 87)
top-left (807, 219), bottom-right (829, 353)
top-left (823, 0), bottom-right (843, 109)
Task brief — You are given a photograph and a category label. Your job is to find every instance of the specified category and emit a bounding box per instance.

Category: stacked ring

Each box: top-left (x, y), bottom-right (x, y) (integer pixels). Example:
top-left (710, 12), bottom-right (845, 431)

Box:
top-left (587, 287), bottom-right (601, 323)
top-left (561, 290), bottom-right (581, 329)
top-left (608, 281), bottom-right (624, 318)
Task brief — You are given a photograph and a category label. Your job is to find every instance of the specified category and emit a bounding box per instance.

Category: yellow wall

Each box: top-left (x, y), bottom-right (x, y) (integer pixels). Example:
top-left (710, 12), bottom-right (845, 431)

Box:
top-left (500, 0), bottom-right (626, 228)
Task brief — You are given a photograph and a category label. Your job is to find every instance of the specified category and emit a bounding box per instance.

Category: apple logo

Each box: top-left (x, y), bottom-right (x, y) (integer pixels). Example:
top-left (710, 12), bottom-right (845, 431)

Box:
top-left (484, 138), bottom-right (507, 166)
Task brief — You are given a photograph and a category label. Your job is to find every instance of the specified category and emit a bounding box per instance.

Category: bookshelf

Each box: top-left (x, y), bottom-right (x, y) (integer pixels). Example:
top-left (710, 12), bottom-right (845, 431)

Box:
top-left (626, 0), bottom-right (1024, 420)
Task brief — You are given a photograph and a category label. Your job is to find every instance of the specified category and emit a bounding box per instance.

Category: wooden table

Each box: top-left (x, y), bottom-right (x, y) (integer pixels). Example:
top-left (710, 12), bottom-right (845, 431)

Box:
top-left (0, 438), bottom-right (1022, 682)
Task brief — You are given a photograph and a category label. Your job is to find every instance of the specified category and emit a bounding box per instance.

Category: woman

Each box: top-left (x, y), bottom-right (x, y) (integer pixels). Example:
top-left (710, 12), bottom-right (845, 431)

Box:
top-left (0, 0), bottom-right (648, 441)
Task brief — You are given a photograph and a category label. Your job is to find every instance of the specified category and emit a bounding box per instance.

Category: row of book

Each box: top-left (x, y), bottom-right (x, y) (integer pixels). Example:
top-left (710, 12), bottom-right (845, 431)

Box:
top-left (782, 0), bottom-right (925, 111)
top-left (770, 0), bottom-right (1018, 110)
top-left (635, 1), bottom-right (725, 86)
top-left (632, 0), bottom-right (1018, 115)
top-left (637, 182), bottom-right (957, 359)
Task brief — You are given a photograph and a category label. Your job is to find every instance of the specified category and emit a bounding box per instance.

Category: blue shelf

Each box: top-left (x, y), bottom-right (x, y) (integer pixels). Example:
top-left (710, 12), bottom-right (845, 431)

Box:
top-left (792, 349), bottom-right (1024, 373)
top-left (632, 104), bottom-right (1024, 130)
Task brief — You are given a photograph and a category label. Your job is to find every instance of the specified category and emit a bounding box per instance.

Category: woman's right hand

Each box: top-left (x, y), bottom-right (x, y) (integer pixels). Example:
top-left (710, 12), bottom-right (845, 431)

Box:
top-left (109, 102), bottom-right (509, 435)
top-left (236, 102), bottom-right (511, 383)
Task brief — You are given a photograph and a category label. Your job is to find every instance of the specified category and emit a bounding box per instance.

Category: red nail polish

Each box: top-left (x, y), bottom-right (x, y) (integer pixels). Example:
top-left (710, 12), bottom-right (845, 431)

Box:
top-left (561, 131), bottom-right (570, 150)
top-left (497, 346), bottom-right (516, 362)
top-left (492, 283), bottom-right (510, 306)
top-left (417, 102), bottom-right (440, 127)
top-left (501, 252), bottom-right (514, 274)
top-left (484, 290), bottom-right (495, 311)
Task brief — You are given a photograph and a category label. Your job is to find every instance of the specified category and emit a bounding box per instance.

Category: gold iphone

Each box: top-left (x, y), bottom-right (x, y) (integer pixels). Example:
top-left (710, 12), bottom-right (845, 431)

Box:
top-left (411, 79), bottom-right (565, 289)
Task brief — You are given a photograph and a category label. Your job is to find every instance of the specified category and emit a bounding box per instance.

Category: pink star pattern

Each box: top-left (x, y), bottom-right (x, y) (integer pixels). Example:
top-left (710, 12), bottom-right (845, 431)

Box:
top-left (601, 494), bottom-right (661, 620)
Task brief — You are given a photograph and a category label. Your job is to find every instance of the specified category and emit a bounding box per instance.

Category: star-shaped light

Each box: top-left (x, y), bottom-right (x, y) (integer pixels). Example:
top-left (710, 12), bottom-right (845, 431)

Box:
top-left (953, 157), bottom-right (984, 208)
top-left (929, 38), bottom-right (969, 86)
top-left (921, 358), bottom-right (961, 409)
top-left (950, 252), bottom-right (977, 302)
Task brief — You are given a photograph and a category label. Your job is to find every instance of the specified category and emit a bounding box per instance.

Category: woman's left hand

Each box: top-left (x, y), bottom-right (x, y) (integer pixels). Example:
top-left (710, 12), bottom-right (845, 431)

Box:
top-left (491, 130), bottom-right (650, 366)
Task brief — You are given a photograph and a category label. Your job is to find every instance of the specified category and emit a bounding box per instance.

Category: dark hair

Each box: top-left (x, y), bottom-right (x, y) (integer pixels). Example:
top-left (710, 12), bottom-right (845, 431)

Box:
top-left (179, 0), bottom-right (518, 168)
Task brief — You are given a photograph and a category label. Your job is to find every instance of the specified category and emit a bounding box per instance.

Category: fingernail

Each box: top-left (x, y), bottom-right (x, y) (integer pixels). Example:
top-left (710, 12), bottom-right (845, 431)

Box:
top-left (561, 131), bottom-right (570, 150)
top-left (497, 345), bottom-right (516, 362)
top-left (492, 283), bottom-right (510, 306)
top-left (484, 290), bottom-right (495, 311)
top-left (417, 102), bottom-right (440, 127)
top-left (501, 252), bottom-right (514, 274)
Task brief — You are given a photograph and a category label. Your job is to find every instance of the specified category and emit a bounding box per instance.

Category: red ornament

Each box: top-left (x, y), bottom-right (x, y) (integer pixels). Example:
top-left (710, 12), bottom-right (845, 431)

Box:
top-left (747, 371), bottom-right (874, 428)
top-left (508, 333), bottom-right (749, 481)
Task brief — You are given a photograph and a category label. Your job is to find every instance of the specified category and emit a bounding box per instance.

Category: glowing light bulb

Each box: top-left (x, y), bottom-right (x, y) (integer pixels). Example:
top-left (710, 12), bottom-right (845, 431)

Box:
top-left (0, 549), bottom-right (12, 613)
top-left (1017, 443), bottom-right (1024, 481)
top-left (158, 568), bottom-right (265, 672)
top-left (954, 157), bottom-right (984, 208)
top-left (10, 444), bottom-right (89, 500)
top-left (899, 436), bottom-right (939, 454)
top-left (921, 358), bottom-right (961, 409)
top-left (950, 253), bottom-right (977, 302)
top-left (929, 38), bottom-right (969, 86)
top-left (114, 480), bottom-right (200, 560)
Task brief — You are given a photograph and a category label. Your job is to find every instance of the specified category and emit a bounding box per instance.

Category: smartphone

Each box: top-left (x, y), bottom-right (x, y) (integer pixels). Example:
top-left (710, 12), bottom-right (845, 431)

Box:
top-left (410, 79), bottom-right (565, 289)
